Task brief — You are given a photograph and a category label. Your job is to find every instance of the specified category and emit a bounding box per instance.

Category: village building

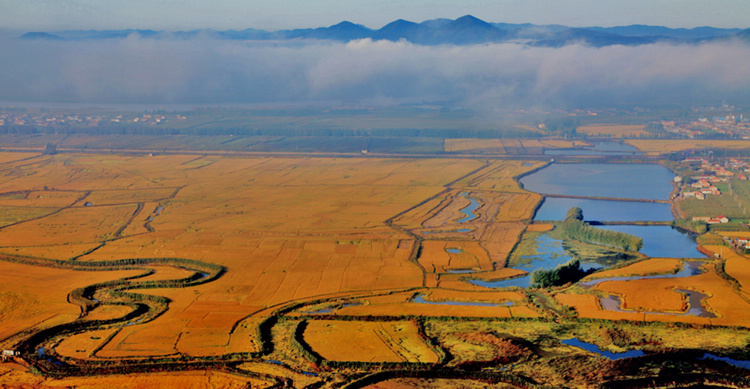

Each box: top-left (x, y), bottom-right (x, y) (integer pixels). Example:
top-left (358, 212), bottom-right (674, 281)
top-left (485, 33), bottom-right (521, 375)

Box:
top-left (707, 215), bottom-right (730, 224)
top-left (1, 350), bottom-right (19, 361)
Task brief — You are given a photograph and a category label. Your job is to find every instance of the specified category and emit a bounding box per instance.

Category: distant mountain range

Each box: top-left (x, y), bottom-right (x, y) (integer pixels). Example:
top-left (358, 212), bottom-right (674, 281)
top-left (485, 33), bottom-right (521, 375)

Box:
top-left (21, 15), bottom-right (750, 47)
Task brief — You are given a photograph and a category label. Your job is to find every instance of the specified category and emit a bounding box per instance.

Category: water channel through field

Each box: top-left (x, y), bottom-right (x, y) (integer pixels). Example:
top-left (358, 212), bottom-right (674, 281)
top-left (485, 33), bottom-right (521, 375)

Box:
top-left (562, 338), bottom-right (645, 360)
top-left (472, 163), bottom-right (708, 316)
top-left (457, 192), bottom-right (480, 223)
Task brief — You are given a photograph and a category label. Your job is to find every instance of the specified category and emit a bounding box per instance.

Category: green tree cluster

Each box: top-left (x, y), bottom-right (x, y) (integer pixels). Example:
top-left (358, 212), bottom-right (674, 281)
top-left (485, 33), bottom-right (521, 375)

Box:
top-left (673, 218), bottom-right (708, 234)
top-left (531, 259), bottom-right (590, 288)
top-left (561, 207), bottom-right (643, 252)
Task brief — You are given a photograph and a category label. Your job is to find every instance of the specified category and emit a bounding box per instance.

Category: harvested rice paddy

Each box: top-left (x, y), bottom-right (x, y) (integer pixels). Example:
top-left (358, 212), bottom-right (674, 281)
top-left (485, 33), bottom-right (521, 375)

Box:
top-left (1, 146), bottom-right (750, 387)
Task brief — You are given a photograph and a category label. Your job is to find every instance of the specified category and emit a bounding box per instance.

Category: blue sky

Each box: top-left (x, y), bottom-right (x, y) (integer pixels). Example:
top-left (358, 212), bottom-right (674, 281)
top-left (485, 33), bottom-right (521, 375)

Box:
top-left (1, 0), bottom-right (748, 31)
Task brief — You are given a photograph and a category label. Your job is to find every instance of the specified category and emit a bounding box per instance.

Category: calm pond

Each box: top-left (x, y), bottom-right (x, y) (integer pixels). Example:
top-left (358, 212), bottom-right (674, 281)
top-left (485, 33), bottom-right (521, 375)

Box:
top-left (599, 225), bottom-right (703, 258)
top-left (520, 163), bottom-right (675, 200)
top-left (534, 197), bottom-right (674, 222)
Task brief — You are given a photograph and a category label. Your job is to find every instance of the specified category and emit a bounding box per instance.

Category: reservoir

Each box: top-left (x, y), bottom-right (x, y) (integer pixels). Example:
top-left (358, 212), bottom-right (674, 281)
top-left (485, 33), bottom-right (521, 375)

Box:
top-left (520, 163), bottom-right (675, 200)
top-left (598, 225), bottom-right (703, 258)
top-left (534, 197), bottom-right (674, 222)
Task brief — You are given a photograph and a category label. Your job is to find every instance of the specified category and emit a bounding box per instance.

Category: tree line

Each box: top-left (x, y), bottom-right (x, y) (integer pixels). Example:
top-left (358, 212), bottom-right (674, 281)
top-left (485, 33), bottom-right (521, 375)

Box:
top-left (0, 123), bottom-right (540, 139)
top-left (561, 207), bottom-right (643, 252)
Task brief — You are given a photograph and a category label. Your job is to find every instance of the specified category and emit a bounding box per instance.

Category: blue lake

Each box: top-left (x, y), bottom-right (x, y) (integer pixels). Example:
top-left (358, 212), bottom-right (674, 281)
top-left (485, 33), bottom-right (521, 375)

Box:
top-left (534, 197), bottom-right (674, 222)
top-left (598, 225), bottom-right (703, 258)
top-left (520, 163), bottom-right (675, 200)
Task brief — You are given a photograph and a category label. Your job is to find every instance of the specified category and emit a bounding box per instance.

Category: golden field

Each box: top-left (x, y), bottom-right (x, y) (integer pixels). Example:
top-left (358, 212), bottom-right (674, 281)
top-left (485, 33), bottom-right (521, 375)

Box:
top-left (418, 240), bottom-right (492, 273)
top-left (626, 139), bottom-right (750, 155)
top-left (577, 124), bottom-right (650, 137)
top-left (452, 160), bottom-right (546, 193)
top-left (585, 257), bottom-right (682, 279)
top-left (0, 261), bottom-right (143, 349)
top-left (559, 260), bottom-right (750, 327)
top-left (525, 223), bottom-right (554, 232)
top-left (444, 138), bottom-right (504, 153)
top-left (5, 147), bottom-right (750, 388)
top-left (366, 378), bottom-right (521, 389)
top-left (704, 244), bottom-right (750, 298)
top-left (302, 320), bottom-right (439, 363)
top-left (0, 151), bottom-right (547, 362)
top-left (0, 362), bottom-right (272, 389)
top-left (419, 289), bottom-right (526, 304)
top-left (333, 291), bottom-right (539, 318)
top-left (443, 138), bottom-right (578, 154)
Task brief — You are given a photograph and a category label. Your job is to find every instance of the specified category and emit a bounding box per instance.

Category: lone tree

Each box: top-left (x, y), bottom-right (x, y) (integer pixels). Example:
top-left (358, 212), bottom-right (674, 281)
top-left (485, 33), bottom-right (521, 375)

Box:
top-left (43, 143), bottom-right (57, 155)
top-left (566, 206), bottom-right (584, 221)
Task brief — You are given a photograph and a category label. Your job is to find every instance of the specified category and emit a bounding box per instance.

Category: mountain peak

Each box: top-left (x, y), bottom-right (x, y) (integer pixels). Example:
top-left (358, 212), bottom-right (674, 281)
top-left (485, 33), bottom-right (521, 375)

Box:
top-left (455, 15), bottom-right (482, 22)
top-left (452, 15), bottom-right (493, 27)
top-left (17, 17), bottom-right (746, 47)
top-left (328, 21), bottom-right (370, 30)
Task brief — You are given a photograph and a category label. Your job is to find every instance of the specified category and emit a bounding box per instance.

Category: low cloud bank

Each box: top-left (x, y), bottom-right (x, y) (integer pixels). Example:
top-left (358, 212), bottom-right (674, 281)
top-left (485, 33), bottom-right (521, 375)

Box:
top-left (1, 35), bottom-right (749, 108)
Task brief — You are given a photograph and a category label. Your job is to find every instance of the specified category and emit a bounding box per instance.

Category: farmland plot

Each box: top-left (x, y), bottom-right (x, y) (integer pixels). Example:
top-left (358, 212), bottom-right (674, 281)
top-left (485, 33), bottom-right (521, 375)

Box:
top-left (559, 261), bottom-right (750, 327)
top-left (626, 139), bottom-right (750, 155)
top-left (333, 291), bottom-right (538, 318)
top-left (451, 160), bottom-right (546, 192)
top-left (0, 204), bottom-right (138, 245)
top-left (302, 320), bottom-right (439, 363)
top-left (0, 154), bottom-right (490, 358)
top-left (0, 261), bottom-right (142, 349)
top-left (577, 124), bottom-right (650, 137)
